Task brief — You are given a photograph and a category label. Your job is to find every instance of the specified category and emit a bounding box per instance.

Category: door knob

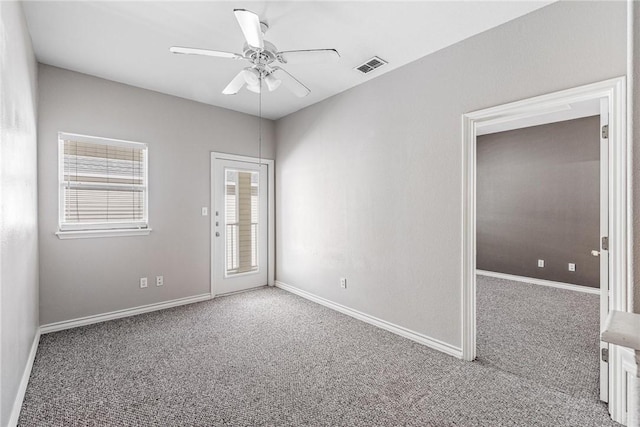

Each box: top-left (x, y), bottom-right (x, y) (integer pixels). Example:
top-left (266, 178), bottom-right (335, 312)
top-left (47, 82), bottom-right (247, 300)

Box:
top-left (591, 250), bottom-right (600, 257)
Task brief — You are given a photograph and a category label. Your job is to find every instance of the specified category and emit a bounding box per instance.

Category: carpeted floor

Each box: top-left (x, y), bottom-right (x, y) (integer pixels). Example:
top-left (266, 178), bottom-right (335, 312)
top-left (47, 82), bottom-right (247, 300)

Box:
top-left (19, 286), bottom-right (617, 426)
top-left (476, 274), bottom-right (601, 401)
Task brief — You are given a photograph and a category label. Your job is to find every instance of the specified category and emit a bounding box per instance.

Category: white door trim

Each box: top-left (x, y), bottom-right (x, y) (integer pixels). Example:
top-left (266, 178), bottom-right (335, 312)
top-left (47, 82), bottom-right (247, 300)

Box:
top-left (461, 77), bottom-right (630, 422)
top-left (210, 152), bottom-right (275, 297)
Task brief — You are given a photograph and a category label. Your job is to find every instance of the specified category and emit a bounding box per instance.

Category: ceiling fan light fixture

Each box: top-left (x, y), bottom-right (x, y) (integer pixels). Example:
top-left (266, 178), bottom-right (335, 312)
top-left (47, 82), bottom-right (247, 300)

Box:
top-left (171, 9), bottom-right (337, 98)
top-left (265, 73), bottom-right (281, 91)
top-left (246, 83), bottom-right (261, 94)
top-left (243, 68), bottom-right (260, 86)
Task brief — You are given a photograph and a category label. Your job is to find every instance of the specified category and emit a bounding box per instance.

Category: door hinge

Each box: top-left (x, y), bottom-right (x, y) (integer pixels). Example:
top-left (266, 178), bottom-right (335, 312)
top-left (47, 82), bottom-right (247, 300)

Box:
top-left (602, 124), bottom-right (609, 139)
top-left (601, 236), bottom-right (609, 251)
top-left (601, 348), bottom-right (609, 363)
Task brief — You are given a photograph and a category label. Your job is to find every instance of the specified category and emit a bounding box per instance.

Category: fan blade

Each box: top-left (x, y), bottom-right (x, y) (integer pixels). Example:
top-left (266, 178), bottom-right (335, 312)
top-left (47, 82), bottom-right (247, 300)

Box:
top-left (170, 46), bottom-right (243, 60)
top-left (272, 67), bottom-right (310, 97)
top-left (277, 49), bottom-right (340, 64)
top-left (233, 9), bottom-right (264, 49)
top-left (222, 70), bottom-right (248, 95)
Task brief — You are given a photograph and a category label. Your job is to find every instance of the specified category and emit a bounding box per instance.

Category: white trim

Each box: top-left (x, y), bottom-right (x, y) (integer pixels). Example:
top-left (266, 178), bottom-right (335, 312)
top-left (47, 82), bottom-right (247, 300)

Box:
top-left (462, 77), bottom-right (629, 422)
top-left (620, 347), bottom-right (638, 379)
top-left (215, 285), bottom-right (269, 298)
top-left (275, 281), bottom-right (463, 359)
top-left (476, 270), bottom-right (601, 295)
top-left (210, 152), bottom-right (275, 297)
top-left (58, 131), bottom-right (148, 149)
top-left (8, 330), bottom-right (40, 427)
top-left (40, 293), bottom-right (211, 334)
top-left (626, 0), bottom-right (635, 313)
top-left (267, 159), bottom-right (275, 287)
top-left (620, 346), bottom-right (638, 426)
top-left (55, 228), bottom-right (152, 239)
top-left (210, 152), bottom-right (271, 165)
top-left (60, 220), bottom-right (148, 232)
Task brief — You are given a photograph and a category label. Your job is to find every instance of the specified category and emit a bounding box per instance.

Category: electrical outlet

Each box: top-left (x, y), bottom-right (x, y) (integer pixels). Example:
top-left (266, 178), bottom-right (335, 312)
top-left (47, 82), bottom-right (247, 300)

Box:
top-left (568, 263), bottom-right (576, 272)
top-left (340, 277), bottom-right (347, 289)
top-left (140, 277), bottom-right (148, 288)
top-left (537, 259), bottom-right (545, 268)
top-left (156, 275), bottom-right (164, 287)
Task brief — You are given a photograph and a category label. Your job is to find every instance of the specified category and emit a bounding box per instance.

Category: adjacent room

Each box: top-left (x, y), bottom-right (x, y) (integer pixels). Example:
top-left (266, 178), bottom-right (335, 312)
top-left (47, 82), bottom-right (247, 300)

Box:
top-left (2, 1), bottom-right (640, 426)
top-left (475, 103), bottom-right (605, 402)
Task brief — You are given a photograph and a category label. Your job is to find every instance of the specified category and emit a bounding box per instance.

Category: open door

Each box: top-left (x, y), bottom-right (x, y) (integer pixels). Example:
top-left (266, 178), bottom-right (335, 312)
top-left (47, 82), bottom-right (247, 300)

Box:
top-left (599, 98), bottom-right (610, 403)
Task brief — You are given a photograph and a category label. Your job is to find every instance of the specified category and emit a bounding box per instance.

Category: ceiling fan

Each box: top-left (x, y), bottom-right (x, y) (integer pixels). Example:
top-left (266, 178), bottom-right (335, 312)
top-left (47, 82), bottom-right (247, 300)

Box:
top-left (170, 9), bottom-right (340, 97)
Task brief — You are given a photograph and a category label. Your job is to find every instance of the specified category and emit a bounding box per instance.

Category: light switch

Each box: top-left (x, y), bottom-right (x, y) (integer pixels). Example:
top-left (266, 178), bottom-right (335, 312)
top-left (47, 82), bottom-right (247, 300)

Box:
top-left (202, 207), bottom-right (208, 216)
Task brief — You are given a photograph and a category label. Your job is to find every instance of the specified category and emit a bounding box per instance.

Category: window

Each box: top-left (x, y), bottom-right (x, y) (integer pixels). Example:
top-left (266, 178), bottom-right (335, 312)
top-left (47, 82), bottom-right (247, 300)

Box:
top-left (57, 132), bottom-right (150, 238)
top-left (224, 169), bottom-right (259, 275)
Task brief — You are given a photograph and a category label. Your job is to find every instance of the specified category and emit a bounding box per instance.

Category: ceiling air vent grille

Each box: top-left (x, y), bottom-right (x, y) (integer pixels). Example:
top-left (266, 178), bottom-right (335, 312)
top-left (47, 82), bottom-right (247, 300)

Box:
top-left (354, 56), bottom-right (388, 74)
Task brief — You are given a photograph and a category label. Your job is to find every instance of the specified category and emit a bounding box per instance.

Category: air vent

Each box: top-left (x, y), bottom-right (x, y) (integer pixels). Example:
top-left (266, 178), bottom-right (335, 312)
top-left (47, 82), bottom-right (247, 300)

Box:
top-left (354, 56), bottom-right (388, 74)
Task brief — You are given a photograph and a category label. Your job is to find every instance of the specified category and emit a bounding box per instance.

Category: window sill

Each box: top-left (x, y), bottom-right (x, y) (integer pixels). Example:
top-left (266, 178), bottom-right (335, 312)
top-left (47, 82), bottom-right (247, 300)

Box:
top-left (55, 228), bottom-right (152, 240)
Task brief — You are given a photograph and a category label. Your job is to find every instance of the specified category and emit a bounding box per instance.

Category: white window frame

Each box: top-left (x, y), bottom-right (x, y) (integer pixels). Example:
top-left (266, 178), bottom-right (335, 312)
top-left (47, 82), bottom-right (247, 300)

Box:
top-left (56, 132), bottom-right (151, 239)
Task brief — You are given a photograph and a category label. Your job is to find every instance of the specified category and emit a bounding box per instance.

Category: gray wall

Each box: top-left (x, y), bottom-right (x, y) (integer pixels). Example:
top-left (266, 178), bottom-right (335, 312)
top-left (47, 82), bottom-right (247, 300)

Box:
top-left (38, 65), bottom-right (275, 325)
top-left (275, 1), bottom-right (626, 348)
top-left (476, 117), bottom-right (600, 288)
top-left (0, 2), bottom-right (39, 425)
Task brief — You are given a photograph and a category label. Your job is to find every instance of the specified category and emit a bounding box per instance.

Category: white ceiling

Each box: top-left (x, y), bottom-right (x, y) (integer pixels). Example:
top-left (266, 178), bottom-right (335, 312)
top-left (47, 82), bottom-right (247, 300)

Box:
top-left (23, 1), bottom-right (554, 120)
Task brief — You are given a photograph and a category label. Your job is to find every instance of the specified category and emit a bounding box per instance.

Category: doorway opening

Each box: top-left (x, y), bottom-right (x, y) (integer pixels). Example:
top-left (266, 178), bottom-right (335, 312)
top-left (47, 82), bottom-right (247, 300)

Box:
top-left (475, 98), bottom-right (606, 403)
top-left (462, 77), bottom-right (630, 422)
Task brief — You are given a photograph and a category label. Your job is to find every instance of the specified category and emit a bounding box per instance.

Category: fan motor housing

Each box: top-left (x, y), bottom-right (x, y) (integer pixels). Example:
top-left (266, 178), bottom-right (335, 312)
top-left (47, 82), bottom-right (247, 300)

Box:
top-left (244, 41), bottom-right (278, 66)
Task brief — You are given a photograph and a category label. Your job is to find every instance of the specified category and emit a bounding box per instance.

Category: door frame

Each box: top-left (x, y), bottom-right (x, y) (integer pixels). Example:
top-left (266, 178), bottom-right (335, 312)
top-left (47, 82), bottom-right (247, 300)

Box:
top-left (210, 152), bottom-right (275, 296)
top-left (461, 77), bottom-right (630, 421)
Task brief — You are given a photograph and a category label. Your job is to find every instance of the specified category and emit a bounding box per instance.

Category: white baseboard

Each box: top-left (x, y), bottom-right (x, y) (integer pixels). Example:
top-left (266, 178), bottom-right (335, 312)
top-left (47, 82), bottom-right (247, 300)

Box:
top-left (216, 285), bottom-right (269, 298)
top-left (476, 270), bottom-right (600, 295)
top-left (40, 293), bottom-right (212, 334)
top-left (8, 330), bottom-right (40, 427)
top-left (275, 281), bottom-right (462, 359)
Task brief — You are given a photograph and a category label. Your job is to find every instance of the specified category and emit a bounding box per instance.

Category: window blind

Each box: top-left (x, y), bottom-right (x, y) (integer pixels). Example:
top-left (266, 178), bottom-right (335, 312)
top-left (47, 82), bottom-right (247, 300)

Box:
top-left (224, 169), bottom-right (259, 275)
top-left (59, 134), bottom-right (148, 231)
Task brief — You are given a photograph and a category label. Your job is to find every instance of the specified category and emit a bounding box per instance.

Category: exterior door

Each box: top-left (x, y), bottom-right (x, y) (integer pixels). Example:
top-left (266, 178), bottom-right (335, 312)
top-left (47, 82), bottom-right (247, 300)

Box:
top-left (212, 156), bottom-right (268, 295)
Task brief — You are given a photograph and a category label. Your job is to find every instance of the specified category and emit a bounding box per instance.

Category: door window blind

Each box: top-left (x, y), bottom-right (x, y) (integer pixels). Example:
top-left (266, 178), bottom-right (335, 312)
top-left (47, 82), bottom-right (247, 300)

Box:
top-left (59, 133), bottom-right (148, 231)
top-left (224, 169), bottom-right (259, 275)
